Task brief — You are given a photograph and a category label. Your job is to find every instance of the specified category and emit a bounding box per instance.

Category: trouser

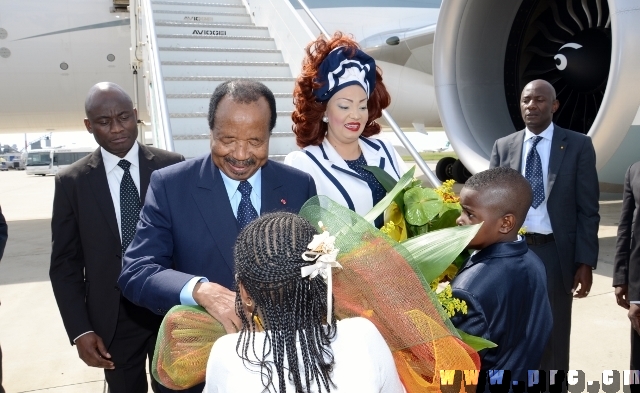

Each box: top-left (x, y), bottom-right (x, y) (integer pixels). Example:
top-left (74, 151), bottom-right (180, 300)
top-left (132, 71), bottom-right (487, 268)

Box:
top-left (631, 328), bottom-right (640, 393)
top-left (0, 345), bottom-right (5, 393)
top-left (104, 298), bottom-right (160, 393)
top-left (529, 242), bottom-right (572, 373)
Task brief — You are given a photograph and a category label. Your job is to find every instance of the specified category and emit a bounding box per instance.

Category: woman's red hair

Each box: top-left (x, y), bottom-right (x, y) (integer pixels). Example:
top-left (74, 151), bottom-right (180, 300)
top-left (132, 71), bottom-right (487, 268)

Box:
top-left (292, 32), bottom-right (391, 148)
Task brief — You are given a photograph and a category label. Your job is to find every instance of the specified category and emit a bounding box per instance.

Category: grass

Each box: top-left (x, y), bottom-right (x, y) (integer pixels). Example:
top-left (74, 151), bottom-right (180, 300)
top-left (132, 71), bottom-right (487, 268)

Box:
top-left (401, 152), bottom-right (458, 162)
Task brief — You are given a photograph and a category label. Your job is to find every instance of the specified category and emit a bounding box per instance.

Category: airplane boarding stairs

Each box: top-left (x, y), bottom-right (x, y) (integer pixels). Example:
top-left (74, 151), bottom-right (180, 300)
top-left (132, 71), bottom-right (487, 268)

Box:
top-left (146, 0), bottom-right (299, 159)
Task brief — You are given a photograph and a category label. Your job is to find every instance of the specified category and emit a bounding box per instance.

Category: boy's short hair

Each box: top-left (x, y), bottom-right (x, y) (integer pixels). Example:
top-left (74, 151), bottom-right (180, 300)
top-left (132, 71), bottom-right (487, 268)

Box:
top-left (464, 167), bottom-right (533, 228)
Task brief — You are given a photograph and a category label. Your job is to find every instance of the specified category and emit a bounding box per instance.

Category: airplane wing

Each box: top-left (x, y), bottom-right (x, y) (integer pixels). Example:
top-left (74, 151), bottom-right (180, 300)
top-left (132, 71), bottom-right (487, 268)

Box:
top-left (360, 24), bottom-right (436, 75)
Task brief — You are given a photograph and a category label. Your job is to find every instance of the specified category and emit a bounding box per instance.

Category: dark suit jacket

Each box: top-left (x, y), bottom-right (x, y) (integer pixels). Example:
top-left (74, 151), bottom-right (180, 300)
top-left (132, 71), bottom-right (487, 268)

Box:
top-left (451, 240), bottom-right (552, 381)
top-left (49, 144), bottom-right (184, 345)
top-left (489, 125), bottom-right (600, 292)
top-left (118, 155), bottom-right (317, 315)
top-left (613, 162), bottom-right (640, 301)
top-left (0, 205), bottom-right (6, 261)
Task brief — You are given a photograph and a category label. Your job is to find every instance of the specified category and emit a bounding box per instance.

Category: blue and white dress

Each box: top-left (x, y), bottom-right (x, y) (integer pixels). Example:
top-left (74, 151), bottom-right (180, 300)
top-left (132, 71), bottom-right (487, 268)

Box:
top-left (284, 136), bottom-right (406, 227)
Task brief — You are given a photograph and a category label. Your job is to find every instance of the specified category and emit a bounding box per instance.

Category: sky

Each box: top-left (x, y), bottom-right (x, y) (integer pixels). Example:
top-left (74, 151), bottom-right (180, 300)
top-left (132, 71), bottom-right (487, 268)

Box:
top-left (0, 131), bottom-right (98, 151)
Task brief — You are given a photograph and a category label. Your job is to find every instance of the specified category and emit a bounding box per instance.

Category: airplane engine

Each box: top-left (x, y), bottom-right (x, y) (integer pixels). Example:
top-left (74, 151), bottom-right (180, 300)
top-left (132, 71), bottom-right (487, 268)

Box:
top-left (433, 0), bottom-right (640, 188)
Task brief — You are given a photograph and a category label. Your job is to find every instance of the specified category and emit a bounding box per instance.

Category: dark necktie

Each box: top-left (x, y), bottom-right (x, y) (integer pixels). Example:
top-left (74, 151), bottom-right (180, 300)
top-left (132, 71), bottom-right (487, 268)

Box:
top-left (118, 159), bottom-right (141, 255)
top-left (525, 136), bottom-right (545, 209)
top-left (237, 180), bottom-right (259, 230)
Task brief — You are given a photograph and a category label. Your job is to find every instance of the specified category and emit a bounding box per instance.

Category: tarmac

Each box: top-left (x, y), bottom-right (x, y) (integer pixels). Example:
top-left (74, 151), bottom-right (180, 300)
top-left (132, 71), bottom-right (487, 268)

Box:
top-left (0, 166), bottom-right (632, 392)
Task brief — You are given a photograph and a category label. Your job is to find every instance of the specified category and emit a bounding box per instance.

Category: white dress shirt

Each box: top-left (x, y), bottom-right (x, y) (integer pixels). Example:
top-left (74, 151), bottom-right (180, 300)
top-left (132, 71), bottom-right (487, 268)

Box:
top-left (101, 145), bottom-right (141, 242)
top-left (74, 144), bottom-right (140, 343)
top-left (179, 168), bottom-right (262, 306)
top-left (219, 168), bottom-right (262, 216)
top-left (521, 123), bottom-right (554, 234)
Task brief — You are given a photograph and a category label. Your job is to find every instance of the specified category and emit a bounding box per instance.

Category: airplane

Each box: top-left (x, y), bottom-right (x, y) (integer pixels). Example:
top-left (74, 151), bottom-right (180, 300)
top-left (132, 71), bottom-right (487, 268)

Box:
top-left (0, 0), bottom-right (638, 192)
top-left (333, 0), bottom-right (640, 192)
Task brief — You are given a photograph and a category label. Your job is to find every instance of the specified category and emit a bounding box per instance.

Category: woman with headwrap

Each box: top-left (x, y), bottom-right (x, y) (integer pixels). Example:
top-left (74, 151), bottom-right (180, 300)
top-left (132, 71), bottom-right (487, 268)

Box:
top-left (203, 212), bottom-right (405, 392)
top-left (284, 33), bottom-right (406, 228)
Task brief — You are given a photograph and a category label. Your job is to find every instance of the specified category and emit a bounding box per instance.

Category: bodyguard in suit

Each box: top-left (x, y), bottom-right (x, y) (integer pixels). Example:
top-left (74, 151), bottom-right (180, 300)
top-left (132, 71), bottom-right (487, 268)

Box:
top-left (118, 80), bottom-right (317, 391)
top-left (489, 79), bottom-right (600, 372)
top-left (613, 161), bottom-right (640, 373)
top-left (0, 205), bottom-right (7, 393)
top-left (49, 82), bottom-right (184, 393)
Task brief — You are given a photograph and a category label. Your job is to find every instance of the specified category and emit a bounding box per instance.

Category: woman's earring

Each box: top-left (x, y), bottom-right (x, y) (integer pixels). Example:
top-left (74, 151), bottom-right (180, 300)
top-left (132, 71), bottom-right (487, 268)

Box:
top-left (322, 115), bottom-right (329, 123)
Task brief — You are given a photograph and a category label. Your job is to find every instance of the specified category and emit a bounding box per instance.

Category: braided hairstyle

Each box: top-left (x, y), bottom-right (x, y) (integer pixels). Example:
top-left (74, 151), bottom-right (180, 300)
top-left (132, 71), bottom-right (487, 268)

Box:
top-left (234, 212), bottom-right (337, 393)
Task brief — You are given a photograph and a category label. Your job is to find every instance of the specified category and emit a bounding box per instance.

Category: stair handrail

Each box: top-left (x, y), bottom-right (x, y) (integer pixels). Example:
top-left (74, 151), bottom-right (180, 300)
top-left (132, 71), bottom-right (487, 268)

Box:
top-left (135, 0), bottom-right (175, 152)
top-left (294, 0), bottom-right (441, 187)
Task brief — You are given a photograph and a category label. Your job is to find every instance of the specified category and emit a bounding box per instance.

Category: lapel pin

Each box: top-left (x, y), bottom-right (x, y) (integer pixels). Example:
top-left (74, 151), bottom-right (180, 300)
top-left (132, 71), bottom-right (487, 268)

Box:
top-left (560, 146), bottom-right (564, 150)
top-left (281, 199), bottom-right (287, 205)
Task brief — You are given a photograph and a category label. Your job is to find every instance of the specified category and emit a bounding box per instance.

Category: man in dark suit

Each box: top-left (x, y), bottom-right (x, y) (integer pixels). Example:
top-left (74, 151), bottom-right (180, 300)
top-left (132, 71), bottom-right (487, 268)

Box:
top-left (613, 161), bottom-right (640, 375)
top-left (49, 82), bottom-right (184, 393)
top-left (118, 80), bottom-right (316, 391)
top-left (0, 205), bottom-right (7, 393)
top-left (489, 79), bottom-right (600, 372)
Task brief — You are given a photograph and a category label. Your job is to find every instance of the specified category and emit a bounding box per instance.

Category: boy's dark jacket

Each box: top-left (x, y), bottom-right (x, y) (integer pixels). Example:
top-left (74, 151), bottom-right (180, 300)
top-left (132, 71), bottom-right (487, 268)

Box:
top-left (450, 239), bottom-right (552, 381)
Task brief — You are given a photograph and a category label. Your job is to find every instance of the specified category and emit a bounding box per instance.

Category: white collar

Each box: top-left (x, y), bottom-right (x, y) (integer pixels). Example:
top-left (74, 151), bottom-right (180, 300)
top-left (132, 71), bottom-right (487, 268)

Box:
top-left (319, 137), bottom-right (380, 167)
top-left (219, 167), bottom-right (262, 200)
top-left (524, 123), bottom-right (554, 142)
top-left (101, 144), bottom-right (139, 173)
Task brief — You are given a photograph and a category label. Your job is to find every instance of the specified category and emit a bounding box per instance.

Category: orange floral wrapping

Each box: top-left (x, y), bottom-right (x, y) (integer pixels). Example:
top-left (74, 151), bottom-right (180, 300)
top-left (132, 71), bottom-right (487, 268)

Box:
top-left (152, 306), bottom-right (224, 390)
top-left (152, 198), bottom-right (480, 391)
top-left (333, 236), bottom-right (480, 392)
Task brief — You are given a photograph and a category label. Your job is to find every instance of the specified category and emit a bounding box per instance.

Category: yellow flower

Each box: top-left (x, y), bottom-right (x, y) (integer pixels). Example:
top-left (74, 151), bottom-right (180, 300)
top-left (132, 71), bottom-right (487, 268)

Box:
top-left (383, 201), bottom-right (407, 242)
top-left (518, 226), bottom-right (527, 235)
top-left (435, 179), bottom-right (460, 204)
top-left (430, 281), bottom-right (468, 318)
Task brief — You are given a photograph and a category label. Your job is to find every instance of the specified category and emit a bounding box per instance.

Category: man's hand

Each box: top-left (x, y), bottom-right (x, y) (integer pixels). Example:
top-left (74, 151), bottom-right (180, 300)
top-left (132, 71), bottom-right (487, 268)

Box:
top-left (193, 282), bottom-right (242, 334)
top-left (75, 332), bottom-right (114, 369)
top-left (629, 303), bottom-right (640, 335)
top-left (572, 264), bottom-right (593, 298)
top-left (615, 284), bottom-right (630, 309)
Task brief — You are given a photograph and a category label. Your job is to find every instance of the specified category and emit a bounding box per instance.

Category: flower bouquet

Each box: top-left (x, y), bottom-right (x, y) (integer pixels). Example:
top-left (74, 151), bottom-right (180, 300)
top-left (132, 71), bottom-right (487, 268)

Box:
top-left (152, 166), bottom-right (495, 391)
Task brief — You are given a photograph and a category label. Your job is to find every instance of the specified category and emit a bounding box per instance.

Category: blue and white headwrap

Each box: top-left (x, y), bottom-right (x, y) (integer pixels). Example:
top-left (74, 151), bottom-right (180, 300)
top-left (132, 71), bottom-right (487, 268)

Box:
top-left (313, 47), bottom-right (377, 102)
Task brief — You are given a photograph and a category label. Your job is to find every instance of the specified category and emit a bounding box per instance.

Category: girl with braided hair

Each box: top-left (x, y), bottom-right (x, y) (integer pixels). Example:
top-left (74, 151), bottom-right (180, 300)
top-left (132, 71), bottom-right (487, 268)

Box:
top-left (204, 212), bottom-right (404, 392)
top-left (284, 32), bottom-right (406, 229)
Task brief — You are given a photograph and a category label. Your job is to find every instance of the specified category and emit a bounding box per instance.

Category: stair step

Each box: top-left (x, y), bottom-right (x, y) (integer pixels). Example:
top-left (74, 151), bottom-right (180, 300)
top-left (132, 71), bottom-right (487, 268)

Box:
top-left (163, 76), bottom-right (295, 94)
top-left (152, 0), bottom-right (244, 6)
top-left (155, 20), bottom-right (256, 27)
top-left (152, 2), bottom-right (245, 13)
top-left (172, 131), bottom-right (295, 139)
top-left (170, 110), bottom-right (293, 119)
top-left (155, 24), bottom-right (270, 37)
top-left (153, 10), bottom-right (251, 24)
top-left (161, 61), bottom-right (291, 78)
top-left (158, 47), bottom-right (284, 62)
top-left (169, 111), bottom-right (293, 140)
top-left (172, 132), bottom-right (298, 159)
top-left (166, 93), bottom-right (293, 112)
top-left (166, 93), bottom-right (293, 98)
top-left (157, 34), bottom-right (276, 49)
top-left (169, 114), bottom-right (293, 136)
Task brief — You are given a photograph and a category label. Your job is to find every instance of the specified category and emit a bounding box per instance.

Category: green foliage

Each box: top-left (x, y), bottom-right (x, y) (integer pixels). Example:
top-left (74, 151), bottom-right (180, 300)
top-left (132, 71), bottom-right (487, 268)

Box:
top-left (456, 329), bottom-right (498, 352)
top-left (404, 187), bottom-right (443, 226)
top-left (363, 167), bottom-right (415, 223)
top-left (402, 224), bottom-right (481, 283)
top-left (362, 165), bottom-right (397, 192)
